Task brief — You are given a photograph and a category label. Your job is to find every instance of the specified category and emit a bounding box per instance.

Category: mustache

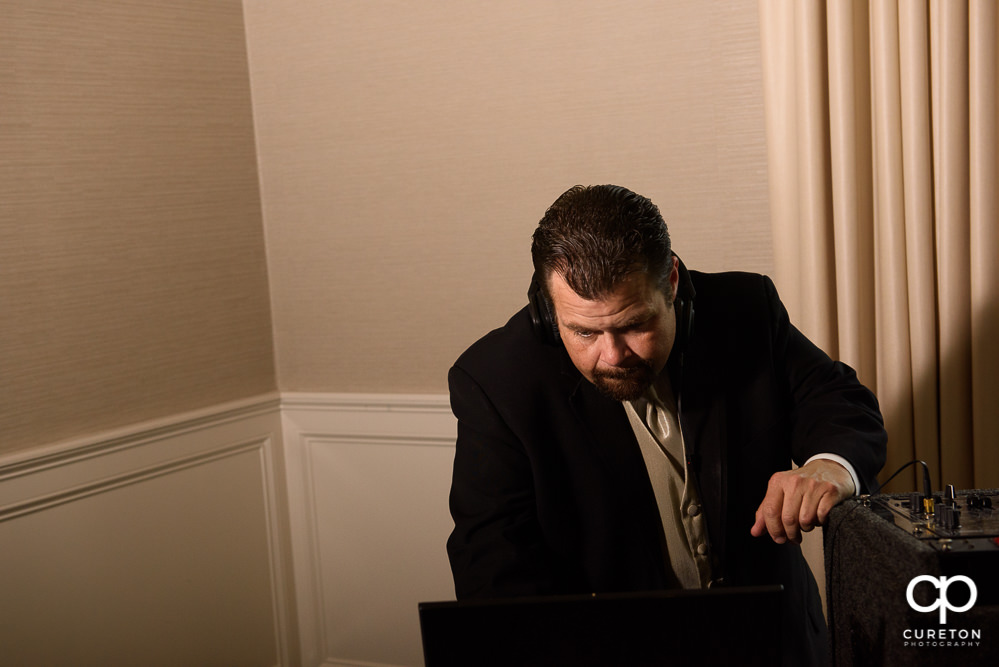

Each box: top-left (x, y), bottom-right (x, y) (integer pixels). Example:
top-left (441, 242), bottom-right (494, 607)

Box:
top-left (592, 361), bottom-right (654, 380)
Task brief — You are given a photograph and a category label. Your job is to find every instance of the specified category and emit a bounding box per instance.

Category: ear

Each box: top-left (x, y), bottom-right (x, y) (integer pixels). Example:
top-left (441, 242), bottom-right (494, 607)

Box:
top-left (667, 255), bottom-right (680, 302)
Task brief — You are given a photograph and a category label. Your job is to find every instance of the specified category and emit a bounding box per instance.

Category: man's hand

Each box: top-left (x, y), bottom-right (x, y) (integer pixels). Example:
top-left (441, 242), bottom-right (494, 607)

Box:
top-left (750, 459), bottom-right (855, 544)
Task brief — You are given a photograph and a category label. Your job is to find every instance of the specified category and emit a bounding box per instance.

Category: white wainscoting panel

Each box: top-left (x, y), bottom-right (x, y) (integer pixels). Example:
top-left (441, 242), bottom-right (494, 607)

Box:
top-left (281, 394), bottom-right (457, 667)
top-left (0, 395), bottom-right (294, 667)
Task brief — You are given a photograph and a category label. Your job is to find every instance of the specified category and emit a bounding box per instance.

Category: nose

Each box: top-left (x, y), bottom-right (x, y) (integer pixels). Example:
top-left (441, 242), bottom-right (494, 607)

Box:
top-left (599, 333), bottom-right (632, 366)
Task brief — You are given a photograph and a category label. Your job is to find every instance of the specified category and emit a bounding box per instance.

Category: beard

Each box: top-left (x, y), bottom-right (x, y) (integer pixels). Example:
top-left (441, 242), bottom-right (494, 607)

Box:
top-left (591, 361), bottom-right (656, 402)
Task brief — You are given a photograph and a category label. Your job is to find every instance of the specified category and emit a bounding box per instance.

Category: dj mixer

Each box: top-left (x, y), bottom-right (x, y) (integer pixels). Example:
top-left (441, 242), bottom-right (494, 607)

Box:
top-left (865, 487), bottom-right (999, 553)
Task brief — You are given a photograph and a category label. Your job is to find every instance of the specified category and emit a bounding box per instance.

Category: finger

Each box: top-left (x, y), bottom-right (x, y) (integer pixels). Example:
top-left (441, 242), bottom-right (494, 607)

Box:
top-left (781, 479), bottom-right (805, 544)
top-left (760, 479), bottom-right (788, 544)
top-left (816, 484), bottom-right (846, 525)
top-left (797, 481), bottom-right (824, 533)
top-left (751, 505), bottom-right (767, 537)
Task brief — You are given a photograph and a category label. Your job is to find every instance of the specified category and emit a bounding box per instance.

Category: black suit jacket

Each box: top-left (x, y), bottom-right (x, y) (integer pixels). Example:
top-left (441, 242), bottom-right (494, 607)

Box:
top-left (447, 270), bottom-right (886, 665)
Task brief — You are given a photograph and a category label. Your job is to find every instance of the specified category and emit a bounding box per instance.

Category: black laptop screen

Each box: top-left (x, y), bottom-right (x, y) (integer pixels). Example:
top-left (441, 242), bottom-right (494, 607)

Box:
top-left (419, 585), bottom-right (783, 667)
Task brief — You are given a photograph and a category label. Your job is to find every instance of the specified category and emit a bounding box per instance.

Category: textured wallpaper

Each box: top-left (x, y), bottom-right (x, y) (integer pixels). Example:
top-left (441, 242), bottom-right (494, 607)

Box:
top-left (244, 0), bottom-right (774, 395)
top-left (1, 0), bottom-right (276, 453)
top-left (1, 1), bottom-right (776, 453)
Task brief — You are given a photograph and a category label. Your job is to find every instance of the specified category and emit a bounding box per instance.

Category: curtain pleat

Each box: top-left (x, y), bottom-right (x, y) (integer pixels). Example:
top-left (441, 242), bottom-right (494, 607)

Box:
top-left (760, 0), bottom-right (806, 335)
top-left (869, 0), bottom-right (915, 489)
top-left (930, 0), bottom-right (974, 487)
top-left (894, 0), bottom-right (941, 487)
top-left (759, 0), bottom-right (998, 491)
top-left (795, 0), bottom-right (838, 353)
top-left (827, 0), bottom-right (877, 384)
top-left (969, 0), bottom-right (999, 487)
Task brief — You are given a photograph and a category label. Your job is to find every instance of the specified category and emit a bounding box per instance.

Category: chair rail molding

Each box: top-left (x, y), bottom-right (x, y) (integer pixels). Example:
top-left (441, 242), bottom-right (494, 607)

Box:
top-left (0, 392), bottom-right (458, 667)
top-left (0, 392), bottom-right (296, 667)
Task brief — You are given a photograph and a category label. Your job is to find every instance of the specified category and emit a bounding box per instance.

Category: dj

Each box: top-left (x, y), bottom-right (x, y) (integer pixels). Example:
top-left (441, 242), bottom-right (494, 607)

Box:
top-left (446, 184), bottom-right (887, 665)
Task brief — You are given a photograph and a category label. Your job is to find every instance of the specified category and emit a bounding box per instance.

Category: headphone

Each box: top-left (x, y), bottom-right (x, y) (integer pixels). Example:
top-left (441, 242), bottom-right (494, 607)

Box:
top-left (527, 253), bottom-right (695, 352)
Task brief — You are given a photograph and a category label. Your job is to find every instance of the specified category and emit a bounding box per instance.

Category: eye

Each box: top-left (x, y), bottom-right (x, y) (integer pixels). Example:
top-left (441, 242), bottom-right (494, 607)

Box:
top-left (625, 316), bottom-right (655, 333)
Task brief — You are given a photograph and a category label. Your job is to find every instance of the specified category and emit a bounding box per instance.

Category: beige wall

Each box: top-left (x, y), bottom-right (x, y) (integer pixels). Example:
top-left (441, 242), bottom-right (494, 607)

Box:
top-left (3, 1), bottom-right (772, 447)
top-left (0, 0), bottom-right (276, 454)
top-left (1, 5), bottom-right (812, 663)
top-left (244, 0), bottom-right (774, 395)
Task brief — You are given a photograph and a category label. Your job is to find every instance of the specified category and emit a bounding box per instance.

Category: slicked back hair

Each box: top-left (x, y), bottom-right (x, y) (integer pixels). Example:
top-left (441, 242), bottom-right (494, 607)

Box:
top-left (531, 184), bottom-right (673, 301)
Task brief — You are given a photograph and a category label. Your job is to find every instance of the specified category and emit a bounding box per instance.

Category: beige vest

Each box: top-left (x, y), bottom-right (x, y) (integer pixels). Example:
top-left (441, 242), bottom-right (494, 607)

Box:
top-left (624, 375), bottom-right (713, 589)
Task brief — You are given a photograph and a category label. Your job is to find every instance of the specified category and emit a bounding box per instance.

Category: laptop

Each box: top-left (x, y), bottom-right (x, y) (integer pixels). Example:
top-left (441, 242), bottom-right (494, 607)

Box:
top-left (418, 585), bottom-right (782, 666)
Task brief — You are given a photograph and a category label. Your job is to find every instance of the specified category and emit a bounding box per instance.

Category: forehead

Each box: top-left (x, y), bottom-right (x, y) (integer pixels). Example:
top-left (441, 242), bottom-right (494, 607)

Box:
top-left (548, 272), bottom-right (664, 328)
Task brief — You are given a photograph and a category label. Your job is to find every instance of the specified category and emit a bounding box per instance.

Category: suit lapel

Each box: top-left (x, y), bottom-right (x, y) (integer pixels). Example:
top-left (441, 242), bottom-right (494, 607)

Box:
top-left (568, 378), bottom-right (647, 485)
top-left (674, 344), bottom-right (730, 571)
top-left (566, 372), bottom-right (669, 566)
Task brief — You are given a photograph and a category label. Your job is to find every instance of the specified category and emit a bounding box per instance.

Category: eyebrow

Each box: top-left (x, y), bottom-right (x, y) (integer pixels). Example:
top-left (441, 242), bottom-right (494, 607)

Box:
top-left (562, 309), bottom-right (656, 334)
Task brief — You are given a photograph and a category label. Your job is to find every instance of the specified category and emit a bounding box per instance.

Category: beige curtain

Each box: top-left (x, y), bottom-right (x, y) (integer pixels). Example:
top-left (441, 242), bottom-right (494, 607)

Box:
top-left (759, 0), bottom-right (999, 491)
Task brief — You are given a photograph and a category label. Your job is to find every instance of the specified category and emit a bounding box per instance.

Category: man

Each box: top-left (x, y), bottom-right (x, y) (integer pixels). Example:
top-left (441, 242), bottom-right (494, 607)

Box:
top-left (447, 185), bottom-right (886, 664)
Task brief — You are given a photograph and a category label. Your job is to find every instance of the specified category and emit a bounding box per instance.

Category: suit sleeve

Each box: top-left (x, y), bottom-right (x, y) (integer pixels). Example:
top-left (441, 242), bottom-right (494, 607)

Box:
top-left (446, 364), bottom-right (561, 598)
top-left (765, 276), bottom-right (887, 492)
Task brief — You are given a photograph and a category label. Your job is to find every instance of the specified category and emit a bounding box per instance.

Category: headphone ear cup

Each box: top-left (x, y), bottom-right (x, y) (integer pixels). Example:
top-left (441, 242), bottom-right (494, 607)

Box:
top-left (673, 296), bottom-right (694, 352)
top-left (527, 274), bottom-right (560, 346)
top-left (671, 255), bottom-right (695, 352)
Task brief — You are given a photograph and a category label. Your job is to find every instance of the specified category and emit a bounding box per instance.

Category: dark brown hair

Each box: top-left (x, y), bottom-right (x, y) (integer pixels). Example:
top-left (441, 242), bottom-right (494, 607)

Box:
top-left (531, 184), bottom-right (673, 299)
